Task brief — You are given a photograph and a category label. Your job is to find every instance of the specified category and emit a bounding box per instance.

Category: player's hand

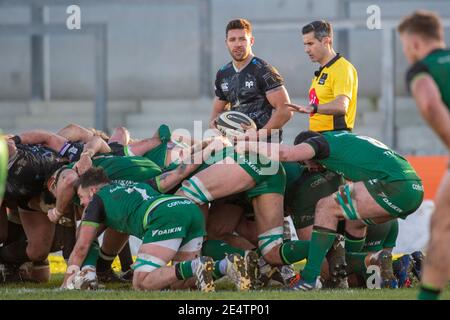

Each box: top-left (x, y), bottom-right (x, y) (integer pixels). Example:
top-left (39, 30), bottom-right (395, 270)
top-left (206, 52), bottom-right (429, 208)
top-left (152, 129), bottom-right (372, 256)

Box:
top-left (73, 153), bottom-right (93, 175)
top-left (47, 207), bottom-right (63, 223)
top-left (236, 128), bottom-right (258, 142)
top-left (61, 265), bottom-right (80, 289)
top-left (285, 103), bottom-right (314, 114)
top-left (208, 117), bottom-right (218, 129)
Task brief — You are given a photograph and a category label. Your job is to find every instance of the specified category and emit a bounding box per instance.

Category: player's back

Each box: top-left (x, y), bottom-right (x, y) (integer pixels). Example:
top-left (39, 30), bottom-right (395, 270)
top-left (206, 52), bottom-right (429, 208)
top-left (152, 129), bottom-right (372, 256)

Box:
top-left (319, 131), bottom-right (420, 182)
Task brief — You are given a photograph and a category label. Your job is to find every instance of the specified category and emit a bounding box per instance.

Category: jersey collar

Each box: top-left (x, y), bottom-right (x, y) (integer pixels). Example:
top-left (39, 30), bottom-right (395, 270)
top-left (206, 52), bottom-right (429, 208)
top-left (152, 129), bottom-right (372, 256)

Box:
top-left (232, 54), bottom-right (255, 73)
top-left (315, 53), bottom-right (342, 77)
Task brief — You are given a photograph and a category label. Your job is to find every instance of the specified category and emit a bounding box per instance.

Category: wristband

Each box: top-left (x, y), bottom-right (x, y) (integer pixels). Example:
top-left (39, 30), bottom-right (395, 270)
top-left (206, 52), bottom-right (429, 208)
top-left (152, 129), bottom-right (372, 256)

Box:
top-left (311, 103), bottom-right (318, 114)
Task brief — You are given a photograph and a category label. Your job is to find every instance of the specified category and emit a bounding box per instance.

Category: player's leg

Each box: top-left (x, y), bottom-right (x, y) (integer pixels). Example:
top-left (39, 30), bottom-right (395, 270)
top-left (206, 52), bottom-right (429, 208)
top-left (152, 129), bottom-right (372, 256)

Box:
top-left (57, 123), bottom-right (95, 142)
top-left (132, 200), bottom-right (214, 291)
top-left (175, 161), bottom-right (256, 207)
top-left (419, 172), bottom-right (450, 300)
top-left (206, 199), bottom-right (255, 251)
top-left (96, 228), bottom-right (129, 281)
top-left (19, 208), bottom-right (55, 264)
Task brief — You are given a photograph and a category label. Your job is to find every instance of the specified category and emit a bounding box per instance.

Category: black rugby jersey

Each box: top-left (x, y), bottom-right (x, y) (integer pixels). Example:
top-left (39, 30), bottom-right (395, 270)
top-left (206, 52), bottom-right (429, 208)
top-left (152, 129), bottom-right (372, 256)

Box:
top-left (214, 56), bottom-right (284, 131)
top-left (6, 144), bottom-right (67, 204)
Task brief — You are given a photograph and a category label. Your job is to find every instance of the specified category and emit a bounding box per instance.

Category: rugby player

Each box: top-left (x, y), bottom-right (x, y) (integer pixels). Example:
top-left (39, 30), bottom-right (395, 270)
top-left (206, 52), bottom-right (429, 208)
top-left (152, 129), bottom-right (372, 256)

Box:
top-left (398, 10), bottom-right (450, 300)
top-left (63, 168), bottom-right (251, 292)
top-left (210, 18), bottom-right (292, 142)
top-left (238, 130), bottom-right (424, 290)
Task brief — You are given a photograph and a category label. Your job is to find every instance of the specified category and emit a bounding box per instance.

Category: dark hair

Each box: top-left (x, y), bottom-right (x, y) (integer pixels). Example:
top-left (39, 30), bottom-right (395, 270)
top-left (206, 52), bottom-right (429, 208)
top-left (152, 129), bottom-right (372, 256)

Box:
top-left (294, 130), bottom-right (321, 145)
top-left (398, 10), bottom-right (443, 41)
top-left (302, 20), bottom-right (333, 41)
top-left (75, 167), bottom-right (111, 190)
top-left (226, 18), bottom-right (252, 37)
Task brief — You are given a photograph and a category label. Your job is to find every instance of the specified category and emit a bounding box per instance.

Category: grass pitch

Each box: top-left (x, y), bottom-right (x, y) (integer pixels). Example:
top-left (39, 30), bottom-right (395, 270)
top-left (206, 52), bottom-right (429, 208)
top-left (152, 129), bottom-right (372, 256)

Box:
top-left (1, 274), bottom-right (449, 300)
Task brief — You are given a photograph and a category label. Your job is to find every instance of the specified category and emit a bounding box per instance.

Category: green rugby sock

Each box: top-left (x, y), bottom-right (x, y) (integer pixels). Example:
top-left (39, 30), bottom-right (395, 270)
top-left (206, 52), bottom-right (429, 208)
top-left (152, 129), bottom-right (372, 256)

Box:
top-left (345, 235), bottom-right (366, 253)
top-left (175, 261), bottom-right (194, 280)
top-left (346, 252), bottom-right (367, 275)
top-left (301, 228), bottom-right (336, 283)
top-left (201, 239), bottom-right (246, 260)
top-left (212, 260), bottom-right (223, 280)
top-left (279, 240), bottom-right (310, 264)
top-left (418, 284), bottom-right (441, 300)
top-left (82, 240), bottom-right (100, 268)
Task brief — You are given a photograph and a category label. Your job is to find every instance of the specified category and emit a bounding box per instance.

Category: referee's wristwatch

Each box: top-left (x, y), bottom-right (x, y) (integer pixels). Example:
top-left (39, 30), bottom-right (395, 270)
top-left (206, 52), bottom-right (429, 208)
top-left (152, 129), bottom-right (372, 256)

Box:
top-left (310, 103), bottom-right (318, 114)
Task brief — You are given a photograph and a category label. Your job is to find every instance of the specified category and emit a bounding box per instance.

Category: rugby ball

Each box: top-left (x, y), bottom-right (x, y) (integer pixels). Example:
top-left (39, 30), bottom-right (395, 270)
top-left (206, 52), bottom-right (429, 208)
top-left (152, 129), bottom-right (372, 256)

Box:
top-left (216, 111), bottom-right (257, 137)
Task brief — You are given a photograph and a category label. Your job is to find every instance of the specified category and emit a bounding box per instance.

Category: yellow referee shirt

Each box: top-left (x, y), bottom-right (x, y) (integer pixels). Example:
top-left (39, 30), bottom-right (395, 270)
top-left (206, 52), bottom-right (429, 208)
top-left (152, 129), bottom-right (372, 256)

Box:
top-left (308, 54), bottom-right (358, 132)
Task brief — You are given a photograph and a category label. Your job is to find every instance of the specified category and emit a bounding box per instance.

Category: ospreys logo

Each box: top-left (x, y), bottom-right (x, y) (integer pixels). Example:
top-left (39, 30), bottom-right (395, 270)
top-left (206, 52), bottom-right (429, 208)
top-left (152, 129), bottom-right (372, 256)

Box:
top-left (318, 73), bottom-right (328, 85)
top-left (221, 82), bottom-right (229, 92)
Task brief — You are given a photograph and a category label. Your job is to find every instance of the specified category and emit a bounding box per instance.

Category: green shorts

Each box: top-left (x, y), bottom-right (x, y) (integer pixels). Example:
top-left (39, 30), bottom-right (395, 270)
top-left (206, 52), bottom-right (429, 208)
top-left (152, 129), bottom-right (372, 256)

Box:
top-left (364, 179), bottom-right (424, 219)
top-left (0, 135), bottom-right (7, 200)
top-left (363, 219), bottom-right (399, 252)
top-left (142, 198), bottom-right (206, 246)
top-left (287, 170), bottom-right (344, 229)
top-left (195, 147), bottom-right (286, 199)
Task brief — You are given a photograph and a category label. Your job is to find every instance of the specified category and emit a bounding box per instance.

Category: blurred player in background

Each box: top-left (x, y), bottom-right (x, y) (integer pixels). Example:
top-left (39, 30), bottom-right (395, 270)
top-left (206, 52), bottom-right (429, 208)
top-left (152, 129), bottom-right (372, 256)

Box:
top-left (398, 10), bottom-right (450, 300)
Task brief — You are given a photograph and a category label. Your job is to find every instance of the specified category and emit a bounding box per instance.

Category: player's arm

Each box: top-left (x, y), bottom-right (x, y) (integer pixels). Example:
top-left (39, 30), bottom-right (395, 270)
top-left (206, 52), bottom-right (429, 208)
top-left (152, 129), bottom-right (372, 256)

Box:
top-left (209, 97), bottom-right (228, 129)
top-left (411, 74), bottom-right (450, 150)
top-left (235, 141), bottom-right (316, 162)
top-left (236, 133), bottom-right (329, 162)
top-left (13, 130), bottom-right (66, 151)
top-left (73, 136), bottom-right (111, 175)
top-left (62, 196), bottom-right (106, 288)
top-left (287, 95), bottom-right (349, 115)
top-left (48, 169), bottom-right (79, 223)
top-left (145, 140), bottom-right (217, 193)
top-left (263, 85), bottom-right (293, 133)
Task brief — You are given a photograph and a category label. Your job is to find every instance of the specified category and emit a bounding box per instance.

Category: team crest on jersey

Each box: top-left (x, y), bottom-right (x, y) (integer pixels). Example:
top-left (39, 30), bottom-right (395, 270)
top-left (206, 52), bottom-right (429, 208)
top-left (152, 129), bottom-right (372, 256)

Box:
top-left (221, 82), bottom-right (229, 92)
top-left (245, 81), bottom-right (254, 88)
top-left (318, 73), bottom-right (328, 85)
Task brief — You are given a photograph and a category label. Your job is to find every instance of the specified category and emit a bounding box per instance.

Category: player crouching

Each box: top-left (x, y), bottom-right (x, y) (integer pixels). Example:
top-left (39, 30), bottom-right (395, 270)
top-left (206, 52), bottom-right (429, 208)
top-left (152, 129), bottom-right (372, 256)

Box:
top-left (61, 168), bottom-right (216, 292)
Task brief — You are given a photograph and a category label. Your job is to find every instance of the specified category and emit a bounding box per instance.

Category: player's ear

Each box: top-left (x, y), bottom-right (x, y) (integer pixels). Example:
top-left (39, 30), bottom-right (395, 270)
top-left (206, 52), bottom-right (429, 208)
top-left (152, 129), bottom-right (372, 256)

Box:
top-left (249, 35), bottom-right (255, 46)
top-left (322, 36), bottom-right (332, 47)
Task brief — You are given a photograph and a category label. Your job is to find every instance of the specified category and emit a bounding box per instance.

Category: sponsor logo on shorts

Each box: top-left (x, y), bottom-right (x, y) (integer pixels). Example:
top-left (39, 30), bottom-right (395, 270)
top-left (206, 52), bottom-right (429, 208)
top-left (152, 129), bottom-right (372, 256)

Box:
top-left (365, 240), bottom-right (381, 247)
top-left (152, 226), bottom-right (183, 237)
top-left (241, 157), bottom-right (263, 175)
top-left (382, 197), bottom-right (403, 213)
top-left (167, 199), bottom-right (193, 208)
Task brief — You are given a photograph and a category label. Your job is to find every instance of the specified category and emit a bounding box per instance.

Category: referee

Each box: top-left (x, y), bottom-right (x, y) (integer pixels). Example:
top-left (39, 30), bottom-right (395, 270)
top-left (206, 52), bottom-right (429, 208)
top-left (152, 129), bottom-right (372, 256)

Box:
top-left (210, 18), bottom-right (292, 142)
top-left (287, 20), bottom-right (358, 133)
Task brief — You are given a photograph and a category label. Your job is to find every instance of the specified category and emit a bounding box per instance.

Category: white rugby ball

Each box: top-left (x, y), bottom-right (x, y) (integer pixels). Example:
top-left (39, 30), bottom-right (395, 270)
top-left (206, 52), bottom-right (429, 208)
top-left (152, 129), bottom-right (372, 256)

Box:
top-left (216, 111), bottom-right (257, 137)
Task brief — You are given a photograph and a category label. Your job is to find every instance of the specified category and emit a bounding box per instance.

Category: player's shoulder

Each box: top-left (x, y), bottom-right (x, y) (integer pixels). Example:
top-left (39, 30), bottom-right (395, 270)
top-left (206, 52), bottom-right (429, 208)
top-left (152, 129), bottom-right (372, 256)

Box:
top-left (406, 60), bottom-right (430, 90)
top-left (216, 61), bottom-right (233, 74)
top-left (250, 56), bottom-right (276, 70)
top-left (334, 55), bottom-right (357, 74)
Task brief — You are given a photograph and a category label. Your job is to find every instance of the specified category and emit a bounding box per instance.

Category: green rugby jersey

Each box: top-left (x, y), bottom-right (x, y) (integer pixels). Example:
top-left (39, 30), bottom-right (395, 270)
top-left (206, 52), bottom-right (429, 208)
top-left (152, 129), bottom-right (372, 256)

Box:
top-left (308, 131), bottom-right (420, 182)
top-left (83, 181), bottom-right (178, 237)
top-left (406, 48), bottom-right (450, 109)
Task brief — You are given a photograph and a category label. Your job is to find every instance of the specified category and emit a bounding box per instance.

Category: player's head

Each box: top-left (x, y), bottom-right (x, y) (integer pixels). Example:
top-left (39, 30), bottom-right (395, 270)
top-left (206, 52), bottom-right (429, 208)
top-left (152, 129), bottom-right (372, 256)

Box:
top-left (294, 130), bottom-right (325, 171)
top-left (398, 10), bottom-right (445, 64)
top-left (75, 167), bottom-right (111, 207)
top-left (302, 20), bottom-right (333, 64)
top-left (225, 18), bottom-right (254, 62)
top-left (294, 130), bottom-right (321, 145)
